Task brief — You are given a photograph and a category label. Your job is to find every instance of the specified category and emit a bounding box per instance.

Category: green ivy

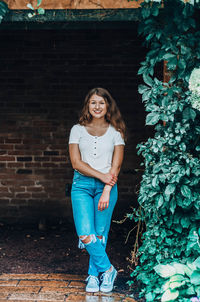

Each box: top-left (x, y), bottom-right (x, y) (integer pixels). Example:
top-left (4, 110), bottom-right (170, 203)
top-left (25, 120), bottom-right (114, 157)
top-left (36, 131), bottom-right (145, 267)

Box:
top-left (0, 1), bottom-right (8, 23)
top-left (128, 0), bottom-right (200, 301)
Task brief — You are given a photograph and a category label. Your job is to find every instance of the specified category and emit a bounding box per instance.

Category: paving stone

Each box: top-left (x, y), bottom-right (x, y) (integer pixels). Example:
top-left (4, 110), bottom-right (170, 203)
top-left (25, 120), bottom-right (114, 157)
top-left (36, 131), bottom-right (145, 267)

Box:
top-left (18, 280), bottom-right (69, 287)
top-left (66, 294), bottom-right (123, 302)
top-left (5, 300), bottom-right (36, 302)
top-left (0, 280), bottom-right (18, 286)
top-left (47, 274), bottom-right (86, 281)
top-left (122, 297), bottom-right (137, 302)
top-left (94, 292), bottom-right (125, 301)
top-left (0, 293), bottom-right (9, 299)
top-left (40, 286), bottom-right (85, 294)
top-left (8, 292), bottom-right (65, 301)
top-left (0, 274), bottom-right (134, 302)
top-left (0, 286), bottom-right (40, 293)
top-left (94, 292), bottom-right (122, 297)
top-left (68, 281), bottom-right (85, 288)
top-left (0, 274), bottom-right (49, 280)
top-left (65, 294), bottom-right (90, 301)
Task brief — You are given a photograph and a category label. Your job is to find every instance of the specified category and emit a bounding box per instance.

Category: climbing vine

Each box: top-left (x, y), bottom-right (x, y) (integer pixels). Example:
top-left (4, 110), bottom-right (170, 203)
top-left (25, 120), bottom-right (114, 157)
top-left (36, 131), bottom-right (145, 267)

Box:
top-left (0, 1), bottom-right (8, 23)
top-left (127, 0), bottom-right (200, 301)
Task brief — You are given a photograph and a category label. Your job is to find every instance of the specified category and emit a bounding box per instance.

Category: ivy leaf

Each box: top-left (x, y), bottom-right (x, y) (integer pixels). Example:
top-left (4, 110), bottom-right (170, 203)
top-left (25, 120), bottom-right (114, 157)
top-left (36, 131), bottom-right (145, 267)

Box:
top-left (172, 263), bottom-right (186, 275)
top-left (181, 185), bottom-right (192, 198)
top-left (180, 216), bottom-right (190, 228)
top-left (154, 264), bottom-right (176, 278)
top-left (146, 112), bottom-right (160, 125)
top-left (169, 281), bottom-right (185, 289)
top-left (165, 184), bottom-right (176, 195)
top-left (169, 198), bottom-right (176, 214)
top-left (163, 53), bottom-right (177, 60)
top-left (190, 271), bottom-right (200, 285)
top-left (167, 57), bottom-right (178, 70)
top-left (138, 84), bottom-right (150, 94)
top-left (156, 194), bottom-right (164, 208)
top-left (38, 7), bottom-right (45, 14)
top-left (183, 107), bottom-right (196, 121)
top-left (143, 73), bottom-right (153, 87)
top-left (142, 89), bottom-right (152, 102)
top-left (169, 275), bottom-right (186, 283)
top-left (141, 7), bottom-right (151, 19)
top-left (28, 13), bottom-right (34, 18)
top-left (145, 292), bottom-right (156, 301)
top-left (194, 257), bottom-right (200, 269)
top-left (27, 3), bottom-right (34, 10)
top-left (151, 5), bottom-right (159, 17)
top-left (196, 285), bottom-right (200, 296)
top-left (161, 289), bottom-right (179, 302)
top-left (152, 175), bottom-right (159, 187)
top-left (185, 285), bottom-right (195, 295)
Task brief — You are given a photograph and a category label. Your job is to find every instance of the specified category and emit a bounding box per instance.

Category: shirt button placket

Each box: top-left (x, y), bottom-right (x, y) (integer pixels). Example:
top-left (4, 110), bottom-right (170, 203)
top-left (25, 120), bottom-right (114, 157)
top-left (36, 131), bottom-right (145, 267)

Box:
top-left (94, 136), bottom-right (97, 156)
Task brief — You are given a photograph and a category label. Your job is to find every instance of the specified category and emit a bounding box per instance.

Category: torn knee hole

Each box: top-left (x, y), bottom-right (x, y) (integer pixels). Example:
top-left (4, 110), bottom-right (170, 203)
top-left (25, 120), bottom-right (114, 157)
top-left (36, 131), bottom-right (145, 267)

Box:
top-left (79, 235), bottom-right (95, 244)
top-left (97, 235), bottom-right (103, 240)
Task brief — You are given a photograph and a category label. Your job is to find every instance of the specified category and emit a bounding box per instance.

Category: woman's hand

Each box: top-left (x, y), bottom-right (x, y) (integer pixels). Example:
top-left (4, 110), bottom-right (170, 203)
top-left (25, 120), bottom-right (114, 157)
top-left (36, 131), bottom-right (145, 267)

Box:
top-left (98, 189), bottom-right (110, 211)
top-left (100, 173), bottom-right (117, 186)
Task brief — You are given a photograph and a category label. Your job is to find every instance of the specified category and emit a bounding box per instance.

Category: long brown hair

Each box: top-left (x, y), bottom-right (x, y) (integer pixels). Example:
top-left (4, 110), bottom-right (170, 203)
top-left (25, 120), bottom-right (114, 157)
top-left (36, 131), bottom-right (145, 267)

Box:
top-left (78, 88), bottom-right (126, 139)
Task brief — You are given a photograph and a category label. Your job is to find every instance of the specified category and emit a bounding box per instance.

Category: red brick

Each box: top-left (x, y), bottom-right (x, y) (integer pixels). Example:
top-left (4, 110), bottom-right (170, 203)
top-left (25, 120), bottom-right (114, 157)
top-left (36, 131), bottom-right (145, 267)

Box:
top-left (15, 193), bottom-right (31, 198)
top-left (0, 144), bottom-right (14, 150)
top-left (26, 187), bottom-right (44, 192)
top-left (31, 193), bottom-right (49, 198)
top-left (4, 139), bottom-right (22, 144)
top-left (0, 156), bottom-right (15, 161)
top-left (0, 187), bottom-right (9, 192)
top-left (0, 193), bottom-right (13, 198)
top-left (25, 163), bottom-right (41, 168)
top-left (7, 163), bottom-right (24, 168)
top-left (9, 187), bottom-right (26, 193)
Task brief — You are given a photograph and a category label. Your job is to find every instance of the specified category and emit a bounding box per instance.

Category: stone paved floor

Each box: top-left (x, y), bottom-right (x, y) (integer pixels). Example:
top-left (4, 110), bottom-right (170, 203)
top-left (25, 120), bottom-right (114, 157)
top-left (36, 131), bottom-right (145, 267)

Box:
top-left (0, 273), bottom-right (137, 302)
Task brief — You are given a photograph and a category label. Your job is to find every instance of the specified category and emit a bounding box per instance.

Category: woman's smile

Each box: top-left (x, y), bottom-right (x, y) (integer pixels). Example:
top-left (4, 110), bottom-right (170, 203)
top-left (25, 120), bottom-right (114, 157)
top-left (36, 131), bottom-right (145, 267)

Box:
top-left (88, 94), bottom-right (107, 119)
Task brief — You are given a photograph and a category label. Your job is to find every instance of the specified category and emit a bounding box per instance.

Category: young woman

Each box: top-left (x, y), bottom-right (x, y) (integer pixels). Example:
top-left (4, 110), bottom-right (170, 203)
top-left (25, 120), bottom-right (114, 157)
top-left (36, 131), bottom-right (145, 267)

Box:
top-left (68, 87), bottom-right (125, 293)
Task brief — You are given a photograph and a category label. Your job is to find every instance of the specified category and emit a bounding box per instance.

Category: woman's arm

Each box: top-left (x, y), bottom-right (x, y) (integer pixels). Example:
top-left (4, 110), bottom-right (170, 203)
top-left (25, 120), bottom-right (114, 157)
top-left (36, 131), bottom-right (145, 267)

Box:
top-left (98, 145), bottom-right (124, 211)
top-left (69, 144), bottom-right (117, 185)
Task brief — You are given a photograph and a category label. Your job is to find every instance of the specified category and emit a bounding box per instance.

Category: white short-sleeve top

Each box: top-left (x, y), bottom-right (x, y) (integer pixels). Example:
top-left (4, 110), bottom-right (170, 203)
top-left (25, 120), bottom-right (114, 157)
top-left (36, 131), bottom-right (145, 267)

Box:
top-left (69, 124), bottom-right (125, 173)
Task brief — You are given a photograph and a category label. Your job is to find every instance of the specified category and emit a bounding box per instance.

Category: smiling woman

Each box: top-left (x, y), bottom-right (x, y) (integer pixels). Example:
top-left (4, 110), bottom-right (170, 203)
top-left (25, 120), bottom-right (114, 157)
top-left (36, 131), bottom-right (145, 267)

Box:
top-left (68, 87), bottom-right (126, 293)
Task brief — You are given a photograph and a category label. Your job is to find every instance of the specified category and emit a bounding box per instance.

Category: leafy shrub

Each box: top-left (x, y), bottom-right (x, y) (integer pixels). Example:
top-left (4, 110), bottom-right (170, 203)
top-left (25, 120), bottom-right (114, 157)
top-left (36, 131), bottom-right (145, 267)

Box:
top-left (154, 255), bottom-right (200, 301)
top-left (0, 1), bottom-right (8, 23)
top-left (127, 0), bottom-right (200, 301)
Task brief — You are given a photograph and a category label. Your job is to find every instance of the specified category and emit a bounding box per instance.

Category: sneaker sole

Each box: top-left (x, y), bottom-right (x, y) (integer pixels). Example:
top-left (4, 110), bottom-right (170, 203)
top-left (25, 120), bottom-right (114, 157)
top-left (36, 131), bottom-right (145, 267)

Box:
top-left (100, 270), bottom-right (117, 293)
top-left (85, 288), bottom-right (99, 293)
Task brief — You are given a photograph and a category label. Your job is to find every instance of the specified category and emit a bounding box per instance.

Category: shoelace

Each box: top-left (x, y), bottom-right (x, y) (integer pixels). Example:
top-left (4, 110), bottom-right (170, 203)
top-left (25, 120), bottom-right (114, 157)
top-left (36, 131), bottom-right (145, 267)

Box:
top-left (87, 275), bottom-right (99, 285)
top-left (100, 272), bottom-right (110, 285)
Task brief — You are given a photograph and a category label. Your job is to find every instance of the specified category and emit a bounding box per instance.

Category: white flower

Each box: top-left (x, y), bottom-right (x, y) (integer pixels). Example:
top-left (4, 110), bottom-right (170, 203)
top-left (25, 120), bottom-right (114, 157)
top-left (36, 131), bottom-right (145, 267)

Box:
top-left (189, 68), bottom-right (200, 111)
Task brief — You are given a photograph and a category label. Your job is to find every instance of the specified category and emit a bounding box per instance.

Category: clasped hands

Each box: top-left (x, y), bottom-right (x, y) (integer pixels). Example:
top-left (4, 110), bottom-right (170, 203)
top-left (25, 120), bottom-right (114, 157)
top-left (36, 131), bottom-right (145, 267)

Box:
top-left (98, 172), bottom-right (117, 211)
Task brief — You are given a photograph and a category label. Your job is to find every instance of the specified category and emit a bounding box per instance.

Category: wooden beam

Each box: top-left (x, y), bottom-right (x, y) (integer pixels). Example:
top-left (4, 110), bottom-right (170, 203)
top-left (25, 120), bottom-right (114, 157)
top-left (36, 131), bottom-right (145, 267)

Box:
top-left (1, 9), bottom-right (140, 26)
top-left (5, 0), bottom-right (143, 10)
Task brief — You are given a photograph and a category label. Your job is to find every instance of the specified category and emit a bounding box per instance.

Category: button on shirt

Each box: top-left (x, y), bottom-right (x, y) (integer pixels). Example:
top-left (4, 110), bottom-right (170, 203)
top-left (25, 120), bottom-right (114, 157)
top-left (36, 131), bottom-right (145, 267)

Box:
top-left (69, 124), bottom-right (125, 173)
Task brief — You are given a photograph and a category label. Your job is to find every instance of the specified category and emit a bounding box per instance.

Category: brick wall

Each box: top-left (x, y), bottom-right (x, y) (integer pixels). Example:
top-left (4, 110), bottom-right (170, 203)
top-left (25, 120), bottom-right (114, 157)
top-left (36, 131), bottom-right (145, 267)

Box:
top-left (0, 22), bottom-right (154, 224)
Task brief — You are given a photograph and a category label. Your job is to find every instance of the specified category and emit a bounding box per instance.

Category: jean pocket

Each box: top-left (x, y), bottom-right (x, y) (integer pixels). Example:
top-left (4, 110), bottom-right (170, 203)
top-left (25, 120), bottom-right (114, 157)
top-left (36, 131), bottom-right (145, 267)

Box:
top-left (72, 171), bottom-right (81, 184)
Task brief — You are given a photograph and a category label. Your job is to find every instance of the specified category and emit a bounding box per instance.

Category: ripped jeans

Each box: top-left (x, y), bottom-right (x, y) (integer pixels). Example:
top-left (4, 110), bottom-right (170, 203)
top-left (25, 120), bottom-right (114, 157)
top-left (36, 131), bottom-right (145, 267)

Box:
top-left (71, 170), bottom-right (118, 276)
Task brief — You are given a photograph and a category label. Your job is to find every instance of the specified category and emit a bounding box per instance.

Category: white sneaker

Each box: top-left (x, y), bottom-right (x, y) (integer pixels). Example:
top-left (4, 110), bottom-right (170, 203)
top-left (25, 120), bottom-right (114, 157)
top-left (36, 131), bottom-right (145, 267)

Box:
top-left (100, 265), bottom-right (117, 293)
top-left (85, 275), bottom-right (99, 292)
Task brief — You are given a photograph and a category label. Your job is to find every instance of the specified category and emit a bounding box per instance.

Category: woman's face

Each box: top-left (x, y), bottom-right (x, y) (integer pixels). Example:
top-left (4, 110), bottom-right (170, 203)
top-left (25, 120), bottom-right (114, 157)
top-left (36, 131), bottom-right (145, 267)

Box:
top-left (88, 94), bottom-right (108, 120)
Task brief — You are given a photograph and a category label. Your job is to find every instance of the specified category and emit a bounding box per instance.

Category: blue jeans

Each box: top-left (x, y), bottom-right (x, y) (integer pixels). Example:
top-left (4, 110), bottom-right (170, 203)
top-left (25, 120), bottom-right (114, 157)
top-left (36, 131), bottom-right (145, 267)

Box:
top-left (71, 170), bottom-right (118, 276)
